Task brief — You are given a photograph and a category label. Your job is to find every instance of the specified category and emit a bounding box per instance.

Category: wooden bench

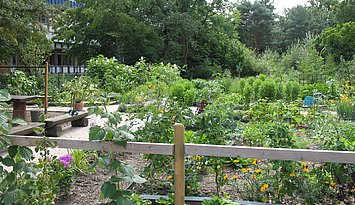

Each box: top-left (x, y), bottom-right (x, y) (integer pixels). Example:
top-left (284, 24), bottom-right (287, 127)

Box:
top-left (45, 112), bottom-right (89, 137)
top-left (10, 122), bottom-right (45, 135)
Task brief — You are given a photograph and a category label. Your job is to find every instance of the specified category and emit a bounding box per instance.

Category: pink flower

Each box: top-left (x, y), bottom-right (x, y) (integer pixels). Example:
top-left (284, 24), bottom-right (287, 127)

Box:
top-left (59, 154), bottom-right (75, 168)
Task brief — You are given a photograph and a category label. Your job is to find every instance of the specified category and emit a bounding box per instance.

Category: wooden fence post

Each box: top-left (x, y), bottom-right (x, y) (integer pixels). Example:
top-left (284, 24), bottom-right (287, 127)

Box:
top-left (174, 123), bottom-right (185, 205)
top-left (44, 62), bottom-right (49, 114)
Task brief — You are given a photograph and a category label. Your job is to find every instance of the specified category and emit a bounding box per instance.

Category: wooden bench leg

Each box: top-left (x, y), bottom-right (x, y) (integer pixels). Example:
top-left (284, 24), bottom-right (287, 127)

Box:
top-left (46, 126), bottom-right (63, 137)
top-left (13, 101), bottom-right (27, 120)
top-left (71, 117), bottom-right (89, 127)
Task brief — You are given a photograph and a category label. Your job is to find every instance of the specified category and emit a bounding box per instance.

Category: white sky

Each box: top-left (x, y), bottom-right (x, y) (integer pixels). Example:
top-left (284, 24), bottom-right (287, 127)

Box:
top-left (229, 0), bottom-right (309, 15)
top-left (273, 0), bottom-right (309, 14)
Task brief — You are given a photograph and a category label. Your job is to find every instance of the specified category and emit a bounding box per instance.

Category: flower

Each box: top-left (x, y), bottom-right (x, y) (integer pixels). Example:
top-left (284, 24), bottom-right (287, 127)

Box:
top-left (331, 182), bottom-right (336, 188)
top-left (260, 184), bottom-right (269, 193)
top-left (186, 185), bottom-right (192, 189)
top-left (196, 166), bottom-right (201, 170)
top-left (351, 189), bottom-right (355, 193)
top-left (59, 154), bottom-right (75, 168)
top-left (232, 175), bottom-right (238, 179)
top-left (167, 175), bottom-right (173, 179)
top-left (303, 168), bottom-right (309, 173)
top-left (325, 181), bottom-right (330, 184)
top-left (223, 174), bottom-right (228, 180)
top-left (233, 159), bottom-right (240, 163)
top-left (242, 168), bottom-right (248, 173)
top-left (255, 169), bottom-right (261, 174)
top-left (195, 155), bottom-right (202, 161)
top-left (301, 162), bottom-right (307, 167)
top-left (252, 174), bottom-right (257, 179)
top-left (290, 173), bottom-right (295, 177)
top-left (252, 159), bottom-right (258, 165)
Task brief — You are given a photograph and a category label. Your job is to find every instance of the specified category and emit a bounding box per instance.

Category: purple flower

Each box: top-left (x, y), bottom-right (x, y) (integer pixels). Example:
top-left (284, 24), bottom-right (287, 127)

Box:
top-left (59, 154), bottom-right (75, 168)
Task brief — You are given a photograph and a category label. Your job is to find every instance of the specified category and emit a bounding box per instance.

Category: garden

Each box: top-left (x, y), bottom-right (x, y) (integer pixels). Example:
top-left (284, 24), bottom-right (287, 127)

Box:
top-left (1, 54), bottom-right (354, 204)
top-left (1, 0), bottom-right (355, 204)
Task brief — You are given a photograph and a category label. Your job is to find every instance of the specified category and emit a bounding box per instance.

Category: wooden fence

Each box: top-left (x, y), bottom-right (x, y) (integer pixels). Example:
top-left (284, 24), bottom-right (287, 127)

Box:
top-left (9, 123), bottom-right (355, 205)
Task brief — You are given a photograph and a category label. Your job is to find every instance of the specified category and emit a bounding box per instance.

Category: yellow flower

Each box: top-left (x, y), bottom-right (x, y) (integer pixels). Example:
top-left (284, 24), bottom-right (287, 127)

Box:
top-left (331, 182), bottom-right (336, 188)
top-left (303, 168), bottom-right (309, 173)
top-left (260, 186), bottom-right (266, 192)
top-left (255, 169), bottom-right (261, 174)
top-left (351, 189), bottom-right (355, 193)
top-left (186, 185), bottom-right (192, 189)
top-left (325, 181), bottom-right (330, 184)
top-left (196, 166), bottom-right (201, 170)
top-left (223, 174), bottom-right (228, 180)
top-left (195, 155), bottom-right (202, 161)
top-left (252, 174), bottom-right (257, 179)
top-left (242, 168), bottom-right (248, 173)
top-left (301, 162), bottom-right (307, 167)
top-left (233, 159), bottom-right (240, 163)
top-left (232, 175), bottom-right (238, 179)
top-left (252, 159), bottom-right (258, 165)
top-left (263, 184), bottom-right (269, 189)
top-left (167, 175), bottom-right (173, 179)
top-left (290, 173), bottom-right (295, 177)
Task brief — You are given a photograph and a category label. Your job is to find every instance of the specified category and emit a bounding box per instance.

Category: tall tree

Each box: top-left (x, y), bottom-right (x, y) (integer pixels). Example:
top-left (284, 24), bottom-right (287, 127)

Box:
top-left (55, 0), bottom-right (161, 64)
top-left (0, 0), bottom-right (52, 66)
top-left (237, 0), bottom-right (275, 53)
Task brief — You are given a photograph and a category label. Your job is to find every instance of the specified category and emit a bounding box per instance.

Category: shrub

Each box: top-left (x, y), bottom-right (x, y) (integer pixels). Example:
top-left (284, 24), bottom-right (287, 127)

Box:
top-left (243, 83), bottom-right (253, 104)
top-left (253, 79), bottom-right (262, 99)
top-left (259, 80), bottom-right (275, 100)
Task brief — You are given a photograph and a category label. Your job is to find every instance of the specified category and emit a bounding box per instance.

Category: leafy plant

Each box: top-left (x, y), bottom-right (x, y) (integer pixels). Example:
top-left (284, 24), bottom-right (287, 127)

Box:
top-left (202, 196), bottom-right (240, 205)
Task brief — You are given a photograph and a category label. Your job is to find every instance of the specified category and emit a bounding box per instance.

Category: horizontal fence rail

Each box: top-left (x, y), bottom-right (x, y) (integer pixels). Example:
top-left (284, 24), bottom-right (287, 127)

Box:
top-left (9, 135), bottom-right (355, 164)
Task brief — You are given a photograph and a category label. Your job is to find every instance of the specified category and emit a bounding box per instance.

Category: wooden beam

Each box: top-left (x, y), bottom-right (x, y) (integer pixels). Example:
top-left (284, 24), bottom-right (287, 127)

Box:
top-left (185, 144), bottom-right (355, 164)
top-left (44, 62), bottom-right (49, 114)
top-left (9, 136), bottom-right (173, 155)
top-left (8, 136), bottom-right (355, 164)
top-left (174, 124), bottom-right (185, 205)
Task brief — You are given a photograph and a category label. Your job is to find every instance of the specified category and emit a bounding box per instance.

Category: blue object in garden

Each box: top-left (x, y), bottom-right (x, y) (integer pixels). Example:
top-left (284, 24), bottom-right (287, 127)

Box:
top-left (304, 96), bottom-right (315, 107)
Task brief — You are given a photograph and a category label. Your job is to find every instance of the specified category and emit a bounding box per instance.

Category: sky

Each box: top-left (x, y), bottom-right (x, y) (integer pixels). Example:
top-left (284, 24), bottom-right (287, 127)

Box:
top-left (229, 0), bottom-right (310, 15)
top-left (273, 0), bottom-right (309, 14)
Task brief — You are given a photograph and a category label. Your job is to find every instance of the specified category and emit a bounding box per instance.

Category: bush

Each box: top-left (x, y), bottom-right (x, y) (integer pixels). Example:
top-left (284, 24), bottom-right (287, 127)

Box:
top-left (259, 80), bottom-right (275, 100)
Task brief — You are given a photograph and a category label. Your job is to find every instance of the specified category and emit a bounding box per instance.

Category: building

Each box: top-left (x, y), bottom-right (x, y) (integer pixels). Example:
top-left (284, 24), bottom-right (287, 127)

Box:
top-left (47, 0), bottom-right (85, 74)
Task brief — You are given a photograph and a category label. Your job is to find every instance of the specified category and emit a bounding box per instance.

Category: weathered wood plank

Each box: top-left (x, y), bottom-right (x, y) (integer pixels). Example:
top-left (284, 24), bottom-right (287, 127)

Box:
top-left (45, 112), bottom-right (88, 128)
top-left (174, 124), bottom-right (185, 205)
top-left (9, 123), bottom-right (45, 135)
top-left (185, 144), bottom-right (355, 164)
top-left (9, 136), bottom-right (173, 155)
top-left (8, 136), bottom-right (355, 164)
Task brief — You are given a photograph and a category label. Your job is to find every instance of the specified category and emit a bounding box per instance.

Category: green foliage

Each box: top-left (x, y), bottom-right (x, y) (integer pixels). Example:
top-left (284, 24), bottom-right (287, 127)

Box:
top-left (96, 156), bottom-right (146, 205)
top-left (259, 80), bottom-right (275, 100)
top-left (89, 107), bottom-right (134, 147)
top-left (64, 75), bottom-right (98, 103)
top-left (169, 79), bottom-right (196, 106)
top-left (337, 102), bottom-right (355, 119)
top-left (0, 0), bottom-right (52, 65)
top-left (318, 22), bottom-right (355, 62)
top-left (237, 0), bottom-right (275, 53)
top-left (202, 196), bottom-right (240, 205)
top-left (8, 70), bottom-right (40, 95)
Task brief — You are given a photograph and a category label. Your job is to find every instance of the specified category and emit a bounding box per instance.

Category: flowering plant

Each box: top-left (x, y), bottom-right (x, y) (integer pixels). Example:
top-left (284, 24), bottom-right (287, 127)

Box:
top-left (59, 154), bottom-right (76, 168)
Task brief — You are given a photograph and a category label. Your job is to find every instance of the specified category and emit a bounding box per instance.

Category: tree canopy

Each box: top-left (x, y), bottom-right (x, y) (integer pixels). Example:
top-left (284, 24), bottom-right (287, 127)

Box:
top-left (0, 0), bottom-right (52, 66)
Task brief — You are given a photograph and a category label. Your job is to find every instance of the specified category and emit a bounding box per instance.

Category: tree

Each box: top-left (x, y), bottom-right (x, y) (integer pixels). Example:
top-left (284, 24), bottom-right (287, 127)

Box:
top-left (237, 0), bottom-right (275, 53)
top-left (318, 22), bottom-right (355, 62)
top-left (332, 0), bottom-right (355, 23)
top-left (0, 0), bottom-right (52, 66)
top-left (54, 0), bottom-right (161, 64)
top-left (274, 1), bottom-right (336, 52)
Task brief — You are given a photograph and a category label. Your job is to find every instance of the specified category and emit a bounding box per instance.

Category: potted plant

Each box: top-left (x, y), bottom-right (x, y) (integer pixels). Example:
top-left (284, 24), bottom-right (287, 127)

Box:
top-left (68, 76), bottom-right (94, 111)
